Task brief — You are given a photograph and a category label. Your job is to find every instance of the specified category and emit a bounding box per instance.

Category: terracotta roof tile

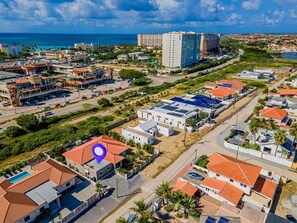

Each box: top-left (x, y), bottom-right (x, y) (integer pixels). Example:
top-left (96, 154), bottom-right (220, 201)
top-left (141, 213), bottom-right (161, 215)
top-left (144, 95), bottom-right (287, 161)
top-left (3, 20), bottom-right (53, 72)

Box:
top-left (260, 107), bottom-right (287, 120)
top-left (207, 153), bottom-right (262, 187)
top-left (207, 88), bottom-right (237, 97)
top-left (173, 180), bottom-right (198, 196)
top-left (201, 177), bottom-right (243, 206)
top-left (279, 89), bottom-right (297, 96)
top-left (63, 135), bottom-right (128, 165)
top-left (253, 177), bottom-right (277, 199)
top-left (215, 80), bottom-right (247, 91)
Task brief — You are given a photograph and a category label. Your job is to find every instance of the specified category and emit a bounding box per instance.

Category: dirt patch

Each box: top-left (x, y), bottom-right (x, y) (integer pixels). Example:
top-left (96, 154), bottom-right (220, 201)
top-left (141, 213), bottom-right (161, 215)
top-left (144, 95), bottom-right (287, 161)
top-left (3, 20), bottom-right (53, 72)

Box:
top-left (275, 181), bottom-right (297, 218)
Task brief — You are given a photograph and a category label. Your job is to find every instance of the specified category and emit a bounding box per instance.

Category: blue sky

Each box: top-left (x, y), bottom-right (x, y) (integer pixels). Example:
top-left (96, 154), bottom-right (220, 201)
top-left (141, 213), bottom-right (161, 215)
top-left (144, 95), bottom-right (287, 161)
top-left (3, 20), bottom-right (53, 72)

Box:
top-left (0, 0), bottom-right (296, 34)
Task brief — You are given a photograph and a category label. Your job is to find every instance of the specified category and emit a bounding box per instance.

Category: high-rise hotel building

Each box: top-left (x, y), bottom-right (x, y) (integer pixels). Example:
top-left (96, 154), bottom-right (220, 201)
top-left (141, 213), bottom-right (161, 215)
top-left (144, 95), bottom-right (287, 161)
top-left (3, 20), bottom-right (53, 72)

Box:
top-left (162, 32), bottom-right (201, 68)
top-left (137, 34), bottom-right (163, 47)
top-left (200, 34), bottom-right (220, 53)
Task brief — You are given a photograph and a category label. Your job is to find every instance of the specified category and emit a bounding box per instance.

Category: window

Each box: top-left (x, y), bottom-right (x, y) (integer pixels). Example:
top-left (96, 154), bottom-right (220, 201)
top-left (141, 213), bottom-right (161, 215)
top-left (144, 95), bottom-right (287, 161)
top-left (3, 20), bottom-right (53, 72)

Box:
top-left (66, 182), bottom-right (70, 187)
top-left (39, 207), bottom-right (45, 212)
top-left (24, 216), bottom-right (30, 222)
top-left (230, 179), bottom-right (233, 182)
top-left (216, 174), bottom-right (220, 177)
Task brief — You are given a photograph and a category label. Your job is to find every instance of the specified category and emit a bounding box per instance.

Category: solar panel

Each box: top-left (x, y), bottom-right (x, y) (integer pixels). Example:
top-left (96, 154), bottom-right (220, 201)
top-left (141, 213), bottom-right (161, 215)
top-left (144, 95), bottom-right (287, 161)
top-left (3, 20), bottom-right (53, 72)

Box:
top-left (218, 217), bottom-right (229, 223)
top-left (171, 95), bottom-right (222, 109)
top-left (167, 112), bottom-right (183, 117)
top-left (162, 105), bottom-right (177, 111)
top-left (176, 109), bottom-right (189, 114)
top-left (205, 216), bottom-right (217, 223)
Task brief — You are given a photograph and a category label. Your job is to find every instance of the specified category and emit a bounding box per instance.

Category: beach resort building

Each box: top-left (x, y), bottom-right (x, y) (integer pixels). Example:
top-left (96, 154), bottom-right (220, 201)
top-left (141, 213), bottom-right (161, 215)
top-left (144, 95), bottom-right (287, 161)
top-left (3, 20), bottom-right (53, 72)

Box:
top-left (137, 34), bottom-right (163, 47)
top-left (74, 43), bottom-right (99, 52)
top-left (0, 43), bottom-right (22, 56)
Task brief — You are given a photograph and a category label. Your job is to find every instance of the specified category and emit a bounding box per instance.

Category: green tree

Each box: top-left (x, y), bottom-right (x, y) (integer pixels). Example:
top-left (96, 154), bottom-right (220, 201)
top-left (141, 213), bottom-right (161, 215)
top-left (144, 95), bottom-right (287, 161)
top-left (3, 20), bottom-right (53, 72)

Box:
top-left (132, 78), bottom-right (152, 86)
top-left (16, 114), bottom-right (39, 132)
top-left (130, 199), bottom-right (150, 220)
top-left (171, 190), bottom-right (184, 211)
top-left (125, 155), bottom-right (135, 165)
top-left (95, 181), bottom-right (102, 193)
top-left (290, 123), bottom-right (297, 138)
top-left (180, 196), bottom-right (196, 219)
top-left (97, 98), bottom-right (112, 107)
top-left (253, 105), bottom-right (264, 116)
top-left (119, 69), bottom-right (145, 80)
top-left (155, 182), bottom-right (173, 205)
top-left (266, 118), bottom-right (278, 130)
top-left (258, 98), bottom-right (266, 106)
top-left (186, 118), bottom-right (197, 128)
top-left (249, 117), bottom-right (261, 141)
top-left (4, 126), bottom-right (25, 138)
top-left (274, 129), bottom-right (287, 156)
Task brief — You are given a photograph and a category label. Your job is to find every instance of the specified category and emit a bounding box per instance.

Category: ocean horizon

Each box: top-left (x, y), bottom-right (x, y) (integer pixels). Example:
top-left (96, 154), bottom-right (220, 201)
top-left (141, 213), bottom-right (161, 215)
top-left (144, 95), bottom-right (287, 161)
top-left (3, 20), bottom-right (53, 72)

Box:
top-left (0, 33), bottom-right (137, 50)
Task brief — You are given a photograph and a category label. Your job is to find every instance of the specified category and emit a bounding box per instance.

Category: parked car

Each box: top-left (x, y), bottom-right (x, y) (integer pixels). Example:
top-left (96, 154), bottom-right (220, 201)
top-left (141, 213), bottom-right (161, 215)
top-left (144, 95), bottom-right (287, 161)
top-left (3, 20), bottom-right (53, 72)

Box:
top-left (43, 106), bottom-right (51, 111)
top-left (127, 214), bottom-right (137, 223)
top-left (44, 111), bottom-right (53, 117)
top-left (287, 215), bottom-right (297, 222)
top-left (188, 172), bottom-right (204, 181)
top-left (55, 103), bottom-right (61, 108)
top-left (81, 96), bottom-right (87, 100)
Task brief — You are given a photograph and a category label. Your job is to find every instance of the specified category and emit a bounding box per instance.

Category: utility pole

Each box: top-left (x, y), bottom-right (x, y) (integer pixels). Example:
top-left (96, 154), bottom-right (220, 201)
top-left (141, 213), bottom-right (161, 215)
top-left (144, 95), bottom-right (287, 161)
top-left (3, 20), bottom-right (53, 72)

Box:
top-left (183, 126), bottom-right (187, 146)
top-left (236, 145), bottom-right (239, 159)
top-left (116, 178), bottom-right (119, 198)
top-left (235, 114), bottom-right (239, 126)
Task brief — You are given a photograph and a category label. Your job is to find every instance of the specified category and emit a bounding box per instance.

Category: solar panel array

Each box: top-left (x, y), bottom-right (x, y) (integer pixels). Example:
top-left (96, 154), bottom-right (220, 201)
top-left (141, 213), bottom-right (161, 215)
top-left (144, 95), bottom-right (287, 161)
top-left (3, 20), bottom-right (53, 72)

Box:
top-left (205, 216), bottom-right (216, 223)
top-left (171, 95), bottom-right (222, 109)
top-left (218, 217), bottom-right (230, 223)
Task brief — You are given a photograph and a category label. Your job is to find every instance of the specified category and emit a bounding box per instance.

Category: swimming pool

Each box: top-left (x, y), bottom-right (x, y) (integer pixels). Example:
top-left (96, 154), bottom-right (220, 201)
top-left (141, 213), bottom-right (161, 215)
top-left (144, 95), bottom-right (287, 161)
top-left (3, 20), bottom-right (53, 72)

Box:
top-left (233, 135), bottom-right (242, 141)
top-left (8, 171), bottom-right (31, 183)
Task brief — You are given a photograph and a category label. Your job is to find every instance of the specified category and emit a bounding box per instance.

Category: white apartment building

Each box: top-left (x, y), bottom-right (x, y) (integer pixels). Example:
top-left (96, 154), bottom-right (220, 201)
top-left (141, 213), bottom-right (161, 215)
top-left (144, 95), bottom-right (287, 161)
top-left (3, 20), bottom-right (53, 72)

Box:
top-left (137, 34), bottom-right (163, 47)
top-left (74, 43), bottom-right (99, 52)
top-left (162, 32), bottom-right (201, 68)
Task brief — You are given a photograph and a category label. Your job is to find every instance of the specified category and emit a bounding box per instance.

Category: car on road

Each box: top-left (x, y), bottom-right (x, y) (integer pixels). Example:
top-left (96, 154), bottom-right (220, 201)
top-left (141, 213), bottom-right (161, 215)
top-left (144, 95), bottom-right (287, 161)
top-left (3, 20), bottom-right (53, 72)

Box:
top-left (287, 215), bottom-right (297, 222)
top-left (81, 96), bottom-right (88, 100)
top-left (127, 214), bottom-right (137, 223)
top-left (187, 172), bottom-right (204, 181)
top-left (44, 111), bottom-right (54, 117)
top-left (43, 106), bottom-right (51, 111)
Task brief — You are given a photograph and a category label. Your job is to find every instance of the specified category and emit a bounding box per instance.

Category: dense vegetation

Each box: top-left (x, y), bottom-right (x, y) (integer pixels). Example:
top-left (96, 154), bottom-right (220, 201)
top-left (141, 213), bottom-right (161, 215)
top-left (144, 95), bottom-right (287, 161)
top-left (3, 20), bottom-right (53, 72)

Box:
top-left (119, 69), bottom-right (145, 79)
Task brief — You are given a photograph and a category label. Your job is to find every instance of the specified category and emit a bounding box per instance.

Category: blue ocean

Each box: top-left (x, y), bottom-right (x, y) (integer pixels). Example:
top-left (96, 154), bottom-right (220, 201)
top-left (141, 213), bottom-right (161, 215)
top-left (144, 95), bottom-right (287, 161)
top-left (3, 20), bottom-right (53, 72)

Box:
top-left (0, 33), bottom-right (137, 50)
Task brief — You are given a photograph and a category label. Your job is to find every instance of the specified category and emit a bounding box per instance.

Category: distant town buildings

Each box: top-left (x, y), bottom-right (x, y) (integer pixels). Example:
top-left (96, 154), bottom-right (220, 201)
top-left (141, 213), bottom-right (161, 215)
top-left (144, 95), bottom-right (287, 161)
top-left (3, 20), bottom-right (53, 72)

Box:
top-left (234, 69), bottom-right (275, 82)
top-left (200, 34), bottom-right (220, 55)
top-left (162, 32), bottom-right (201, 68)
top-left (43, 50), bottom-right (87, 62)
top-left (0, 43), bottom-right (22, 56)
top-left (137, 34), bottom-right (163, 47)
top-left (74, 43), bottom-right (99, 52)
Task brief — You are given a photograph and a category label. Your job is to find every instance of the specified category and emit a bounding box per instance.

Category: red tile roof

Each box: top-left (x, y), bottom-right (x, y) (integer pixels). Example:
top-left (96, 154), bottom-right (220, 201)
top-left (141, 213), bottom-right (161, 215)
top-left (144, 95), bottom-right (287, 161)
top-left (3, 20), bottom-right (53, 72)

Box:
top-left (0, 159), bottom-right (76, 223)
top-left (63, 135), bottom-right (128, 165)
top-left (73, 67), bottom-right (89, 72)
top-left (205, 82), bottom-right (217, 88)
top-left (216, 80), bottom-right (247, 91)
top-left (207, 88), bottom-right (237, 98)
top-left (207, 153), bottom-right (262, 187)
top-left (253, 177), bottom-right (277, 199)
top-left (201, 177), bottom-right (244, 206)
top-left (260, 107), bottom-right (287, 120)
top-left (279, 89), bottom-right (297, 96)
top-left (173, 180), bottom-right (198, 196)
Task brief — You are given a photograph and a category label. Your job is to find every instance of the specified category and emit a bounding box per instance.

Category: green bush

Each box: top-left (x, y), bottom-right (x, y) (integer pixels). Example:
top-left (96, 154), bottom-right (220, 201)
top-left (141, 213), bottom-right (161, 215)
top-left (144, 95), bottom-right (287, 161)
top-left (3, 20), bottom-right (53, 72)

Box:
top-left (16, 114), bottom-right (39, 132)
top-left (164, 204), bottom-right (174, 212)
top-left (4, 126), bottom-right (25, 138)
top-left (119, 69), bottom-right (145, 80)
top-left (132, 77), bottom-right (152, 86)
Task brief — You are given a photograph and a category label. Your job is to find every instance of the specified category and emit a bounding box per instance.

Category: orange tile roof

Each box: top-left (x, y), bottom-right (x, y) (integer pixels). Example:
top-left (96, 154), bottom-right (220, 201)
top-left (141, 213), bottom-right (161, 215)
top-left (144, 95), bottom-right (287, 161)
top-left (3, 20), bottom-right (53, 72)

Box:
top-left (207, 88), bottom-right (237, 97)
top-left (201, 177), bottom-right (243, 206)
top-left (253, 177), bottom-right (277, 199)
top-left (173, 180), bottom-right (198, 196)
top-left (216, 80), bottom-right (247, 91)
top-left (63, 135), bottom-right (128, 165)
top-left (207, 153), bottom-right (262, 187)
top-left (0, 159), bottom-right (76, 223)
top-left (25, 63), bottom-right (48, 69)
top-left (260, 107), bottom-right (287, 120)
top-left (73, 67), bottom-right (89, 72)
top-left (279, 89), bottom-right (297, 96)
top-left (205, 82), bottom-right (217, 88)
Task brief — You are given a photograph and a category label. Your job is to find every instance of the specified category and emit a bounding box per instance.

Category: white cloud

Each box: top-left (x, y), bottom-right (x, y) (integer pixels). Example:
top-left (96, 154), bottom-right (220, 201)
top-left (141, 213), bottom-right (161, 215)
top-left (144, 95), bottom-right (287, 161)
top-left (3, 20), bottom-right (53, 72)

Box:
top-left (291, 9), bottom-right (297, 18)
top-left (242, 0), bottom-right (261, 10)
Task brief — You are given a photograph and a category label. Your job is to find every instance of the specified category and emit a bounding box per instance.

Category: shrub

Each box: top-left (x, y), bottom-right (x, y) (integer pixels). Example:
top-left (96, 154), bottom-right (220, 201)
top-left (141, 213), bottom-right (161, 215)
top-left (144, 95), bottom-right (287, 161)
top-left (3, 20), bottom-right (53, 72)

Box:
top-left (143, 144), bottom-right (154, 154)
top-left (119, 69), bottom-right (145, 80)
top-left (4, 126), bottom-right (25, 138)
top-left (16, 114), bottom-right (39, 132)
top-left (164, 204), bottom-right (174, 212)
top-left (97, 98), bottom-right (113, 107)
top-left (132, 78), bottom-right (152, 86)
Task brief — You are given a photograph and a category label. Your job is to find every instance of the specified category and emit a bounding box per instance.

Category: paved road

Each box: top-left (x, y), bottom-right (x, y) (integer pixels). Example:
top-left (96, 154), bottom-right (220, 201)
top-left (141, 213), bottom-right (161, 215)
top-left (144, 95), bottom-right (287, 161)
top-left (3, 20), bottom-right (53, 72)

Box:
top-left (0, 50), bottom-right (243, 127)
top-left (148, 50), bottom-right (243, 86)
top-left (102, 75), bottom-right (296, 223)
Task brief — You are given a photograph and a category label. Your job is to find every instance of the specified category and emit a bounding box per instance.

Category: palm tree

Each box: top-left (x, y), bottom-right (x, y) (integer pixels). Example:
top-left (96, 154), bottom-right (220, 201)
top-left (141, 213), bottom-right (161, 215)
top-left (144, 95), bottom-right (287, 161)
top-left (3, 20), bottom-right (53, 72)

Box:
top-left (116, 217), bottom-right (128, 223)
top-left (274, 129), bottom-right (287, 156)
top-left (249, 118), bottom-right (260, 141)
top-left (155, 182), bottom-right (173, 205)
top-left (186, 118), bottom-right (197, 128)
top-left (125, 155), bottom-right (135, 165)
top-left (131, 199), bottom-right (150, 220)
top-left (171, 190), bottom-right (184, 211)
top-left (266, 118), bottom-right (278, 130)
top-left (180, 196), bottom-right (196, 219)
top-left (289, 123), bottom-right (297, 139)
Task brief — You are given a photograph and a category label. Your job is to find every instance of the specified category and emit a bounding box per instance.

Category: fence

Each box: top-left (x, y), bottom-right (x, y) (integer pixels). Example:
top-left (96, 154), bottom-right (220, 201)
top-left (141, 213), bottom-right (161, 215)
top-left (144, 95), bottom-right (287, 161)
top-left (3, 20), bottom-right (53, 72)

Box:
top-left (60, 193), bottom-right (100, 223)
top-left (224, 140), bottom-right (293, 167)
top-left (116, 150), bottom-right (160, 179)
top-left (106, 114), bottom-right (137, 130)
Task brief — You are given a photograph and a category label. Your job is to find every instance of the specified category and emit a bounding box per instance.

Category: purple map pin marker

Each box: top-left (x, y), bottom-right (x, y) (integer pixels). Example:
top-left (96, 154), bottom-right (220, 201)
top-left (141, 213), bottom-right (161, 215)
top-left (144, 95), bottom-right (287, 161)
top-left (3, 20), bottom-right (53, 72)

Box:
top-left (92, 143), bottom-right (107, 163)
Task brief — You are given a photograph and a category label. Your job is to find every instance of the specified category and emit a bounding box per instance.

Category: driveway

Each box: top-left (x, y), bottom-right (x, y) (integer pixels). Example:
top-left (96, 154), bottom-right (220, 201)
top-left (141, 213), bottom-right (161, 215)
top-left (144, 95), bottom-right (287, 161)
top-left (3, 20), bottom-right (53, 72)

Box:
top-left (73, 172), bottom-right (146, 223)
